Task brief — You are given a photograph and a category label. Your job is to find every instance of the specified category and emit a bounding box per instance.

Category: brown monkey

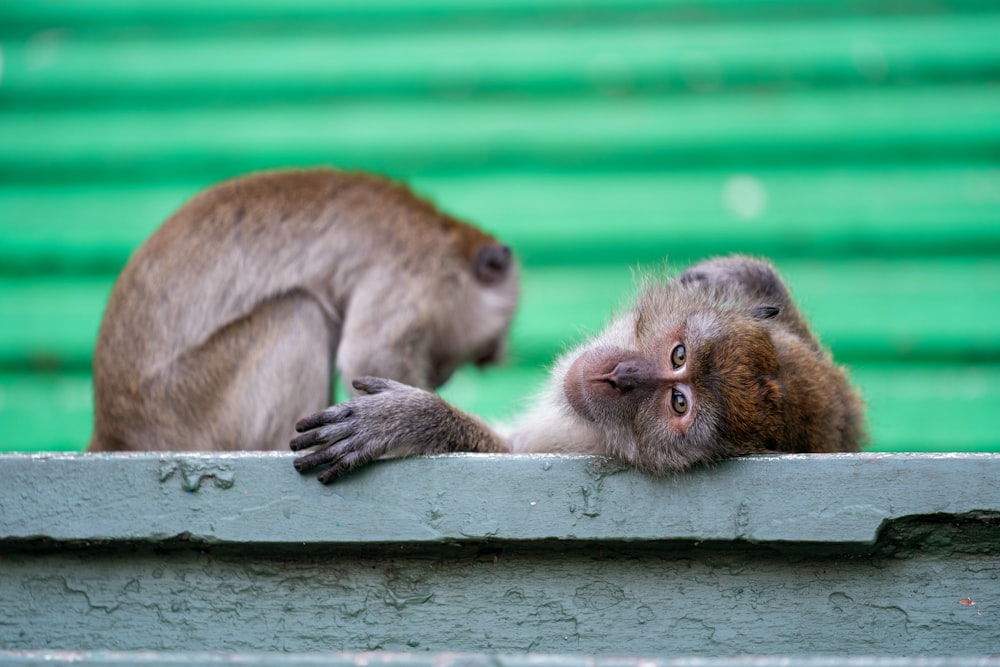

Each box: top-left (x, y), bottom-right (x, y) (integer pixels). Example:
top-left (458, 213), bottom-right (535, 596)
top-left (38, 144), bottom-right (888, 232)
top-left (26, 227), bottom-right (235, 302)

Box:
top-left (291, 255), bottom-right (864, 482)
top-left (89, 169), bottom-right (518, 452)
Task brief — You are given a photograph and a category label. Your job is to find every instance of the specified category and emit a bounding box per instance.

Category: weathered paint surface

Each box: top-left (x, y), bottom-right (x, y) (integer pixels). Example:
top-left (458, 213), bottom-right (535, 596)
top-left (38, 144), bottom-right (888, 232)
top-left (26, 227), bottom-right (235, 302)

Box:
top-left (1, 453), bottom-right (998, 655)
top-left (2, 452), bottom-right (999, 544)
top-left (2, 537), bottom-right (998, 654)
top-left (1, 653), bottom-right (999, 667)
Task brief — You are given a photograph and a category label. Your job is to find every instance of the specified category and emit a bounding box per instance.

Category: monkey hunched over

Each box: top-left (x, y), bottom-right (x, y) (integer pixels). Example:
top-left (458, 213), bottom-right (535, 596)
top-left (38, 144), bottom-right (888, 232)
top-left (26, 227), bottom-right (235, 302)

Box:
top-left (89, 169), bottom-right (518, 452)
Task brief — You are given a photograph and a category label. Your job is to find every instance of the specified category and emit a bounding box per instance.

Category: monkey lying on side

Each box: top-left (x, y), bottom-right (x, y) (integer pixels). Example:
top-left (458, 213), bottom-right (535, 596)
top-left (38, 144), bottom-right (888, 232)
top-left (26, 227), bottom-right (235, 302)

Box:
top-left (292, 255), bottom-right (864, 482)
top-left (89, 169), bottom-right (518, 452)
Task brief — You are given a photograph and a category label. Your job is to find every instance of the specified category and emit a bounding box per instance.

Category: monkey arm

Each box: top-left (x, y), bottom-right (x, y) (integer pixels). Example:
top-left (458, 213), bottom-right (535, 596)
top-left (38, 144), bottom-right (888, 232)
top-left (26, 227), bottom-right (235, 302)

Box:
top-left (290, 377), bottom-right (510, 484)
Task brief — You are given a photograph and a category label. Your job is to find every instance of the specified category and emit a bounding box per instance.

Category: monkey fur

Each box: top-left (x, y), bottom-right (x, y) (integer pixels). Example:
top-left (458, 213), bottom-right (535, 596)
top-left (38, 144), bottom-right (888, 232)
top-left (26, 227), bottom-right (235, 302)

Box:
top-left (292, 255), bottom-right (864, 482)
top-left (89, 169), bottom-right (518, 452)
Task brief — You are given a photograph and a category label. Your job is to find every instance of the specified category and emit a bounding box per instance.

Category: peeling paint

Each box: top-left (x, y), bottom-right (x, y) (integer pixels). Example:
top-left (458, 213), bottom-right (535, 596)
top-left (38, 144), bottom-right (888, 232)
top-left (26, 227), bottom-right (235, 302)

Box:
top-left (158, 457), bottom-right (236, 492)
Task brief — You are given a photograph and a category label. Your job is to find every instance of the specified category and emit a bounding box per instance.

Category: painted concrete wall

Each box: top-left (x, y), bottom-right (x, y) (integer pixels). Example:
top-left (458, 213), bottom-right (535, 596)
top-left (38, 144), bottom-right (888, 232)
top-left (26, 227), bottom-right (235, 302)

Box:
top-left (2, 654), bottom-right (999, 667)
top-left (1, 453), bottom-right (998, 656)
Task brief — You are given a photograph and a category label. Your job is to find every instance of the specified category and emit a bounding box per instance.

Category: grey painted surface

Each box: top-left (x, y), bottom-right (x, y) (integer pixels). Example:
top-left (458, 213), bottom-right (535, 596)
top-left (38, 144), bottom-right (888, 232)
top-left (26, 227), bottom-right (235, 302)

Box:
top-left (2, 653), bottom-right (999, 667)
top-left (3, 537), bottom-right (998, 654)
top-left (2, 452), bottom-right (999, 544)
top-left (1, 453), bottom-right (998, 655)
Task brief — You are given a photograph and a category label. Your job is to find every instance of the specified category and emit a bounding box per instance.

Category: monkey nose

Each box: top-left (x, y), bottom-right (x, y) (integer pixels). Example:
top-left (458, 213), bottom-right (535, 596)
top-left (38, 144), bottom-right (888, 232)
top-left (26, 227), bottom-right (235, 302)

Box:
top-left (601, 359), bottom-right (660, 392)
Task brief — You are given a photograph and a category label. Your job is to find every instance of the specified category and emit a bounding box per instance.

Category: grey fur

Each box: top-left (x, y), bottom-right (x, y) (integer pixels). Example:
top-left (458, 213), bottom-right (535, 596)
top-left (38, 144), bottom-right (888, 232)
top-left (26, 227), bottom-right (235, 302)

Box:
top-left (89, 169), bottom-right (518, 452)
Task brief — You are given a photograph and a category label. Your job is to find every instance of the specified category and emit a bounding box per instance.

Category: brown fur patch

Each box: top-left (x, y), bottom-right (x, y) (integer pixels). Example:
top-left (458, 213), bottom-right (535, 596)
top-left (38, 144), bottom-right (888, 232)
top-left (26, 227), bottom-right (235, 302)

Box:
top-left (694, 320), bottom-right (784, 452)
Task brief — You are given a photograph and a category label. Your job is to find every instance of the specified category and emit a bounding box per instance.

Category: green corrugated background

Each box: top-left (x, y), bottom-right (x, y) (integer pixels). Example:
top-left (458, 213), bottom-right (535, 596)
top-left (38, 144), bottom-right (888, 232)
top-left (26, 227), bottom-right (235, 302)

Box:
top-left (1, 0), bottom-right (998, 453)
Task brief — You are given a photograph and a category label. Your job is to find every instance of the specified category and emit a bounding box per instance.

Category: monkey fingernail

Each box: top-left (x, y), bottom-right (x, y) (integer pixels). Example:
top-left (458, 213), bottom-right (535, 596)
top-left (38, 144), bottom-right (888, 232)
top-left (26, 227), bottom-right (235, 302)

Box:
top-left (289, 431), bottom-right (330, 451)
top-left (317, 468), bottom-right (340, 484)
top-left (295, 415), bottom-right (325, 432)
top-left (289, 435), bottom-right (311, 451)
top-left (317, 455), bottom-right (363, 484)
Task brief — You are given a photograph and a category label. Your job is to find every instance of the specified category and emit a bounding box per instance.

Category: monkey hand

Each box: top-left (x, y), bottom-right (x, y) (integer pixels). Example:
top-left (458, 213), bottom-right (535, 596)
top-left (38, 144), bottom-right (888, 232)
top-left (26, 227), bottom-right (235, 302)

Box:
top-left (290, 376), bottom-right (460, 484)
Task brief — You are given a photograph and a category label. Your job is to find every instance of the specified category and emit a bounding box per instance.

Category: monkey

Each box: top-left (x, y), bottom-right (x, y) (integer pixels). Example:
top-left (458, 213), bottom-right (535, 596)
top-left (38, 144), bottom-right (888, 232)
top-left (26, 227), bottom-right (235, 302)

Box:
top-left (290, 255), bottom-right (864, 483)
top-left (88, 169), bottom-right (518, 452)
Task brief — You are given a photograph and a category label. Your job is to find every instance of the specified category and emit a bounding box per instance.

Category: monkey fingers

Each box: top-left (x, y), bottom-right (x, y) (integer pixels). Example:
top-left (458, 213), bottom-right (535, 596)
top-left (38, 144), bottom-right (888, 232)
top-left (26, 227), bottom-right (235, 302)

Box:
top-left (292, 430), bottom-right (387, 483)
top-left (290, 399), bottom-right (395, 481)
top-left (315, 448), bottom-right (381, 484)
top-left (290, 416), bottom-right (352, 452)
top-left (292, 437), bottom-right (355, 473)
top-left (293, 403), bottom-right (353, 435)
top-left (294, 427), bottom-right (382, 484)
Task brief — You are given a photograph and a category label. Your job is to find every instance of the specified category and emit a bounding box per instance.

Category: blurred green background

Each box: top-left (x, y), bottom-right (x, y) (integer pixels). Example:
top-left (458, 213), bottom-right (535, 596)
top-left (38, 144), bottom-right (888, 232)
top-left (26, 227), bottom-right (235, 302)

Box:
top-left (1, 0), bottom-right (998, 453)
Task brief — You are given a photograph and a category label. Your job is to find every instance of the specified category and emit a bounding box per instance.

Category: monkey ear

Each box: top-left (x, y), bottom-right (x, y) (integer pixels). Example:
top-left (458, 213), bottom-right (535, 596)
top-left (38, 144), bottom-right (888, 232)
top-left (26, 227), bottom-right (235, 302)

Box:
top-left (472, 244), bottom-right (512, 285)
top-left (751, 304), bottom-right (781, 320)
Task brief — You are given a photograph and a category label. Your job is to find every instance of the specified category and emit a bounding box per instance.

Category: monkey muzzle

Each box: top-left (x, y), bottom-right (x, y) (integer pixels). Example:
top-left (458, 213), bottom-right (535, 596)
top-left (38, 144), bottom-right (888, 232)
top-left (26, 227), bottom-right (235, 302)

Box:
top-left (563, 347), bottom-right (663, 421)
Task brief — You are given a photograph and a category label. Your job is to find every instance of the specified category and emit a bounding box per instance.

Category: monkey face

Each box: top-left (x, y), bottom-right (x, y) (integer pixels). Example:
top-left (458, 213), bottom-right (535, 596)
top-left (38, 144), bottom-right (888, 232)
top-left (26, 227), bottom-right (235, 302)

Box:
top-left (427, 242), bottom-right (518, 388)
top-left (558, 282), bottom-right (786, 473)
top-left (562, 342), bottom-right (694, 436)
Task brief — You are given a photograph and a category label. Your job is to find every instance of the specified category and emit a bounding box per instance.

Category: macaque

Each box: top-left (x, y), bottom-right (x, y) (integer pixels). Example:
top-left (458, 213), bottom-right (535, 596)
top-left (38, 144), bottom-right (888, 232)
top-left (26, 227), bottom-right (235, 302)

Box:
top-left (292, 255), bottom-right (864, 482)
top-left (88, 169), bottom-right (518, 452)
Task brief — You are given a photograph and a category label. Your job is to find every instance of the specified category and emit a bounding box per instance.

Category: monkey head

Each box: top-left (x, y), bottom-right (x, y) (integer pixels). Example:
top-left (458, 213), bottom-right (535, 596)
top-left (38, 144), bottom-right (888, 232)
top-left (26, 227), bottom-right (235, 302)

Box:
top-left (559, 276), bottom-right (825, 473)
top-left (336, 212), bottom-right (519, 394)
top-left (426, 239), bottom-right (519, 387)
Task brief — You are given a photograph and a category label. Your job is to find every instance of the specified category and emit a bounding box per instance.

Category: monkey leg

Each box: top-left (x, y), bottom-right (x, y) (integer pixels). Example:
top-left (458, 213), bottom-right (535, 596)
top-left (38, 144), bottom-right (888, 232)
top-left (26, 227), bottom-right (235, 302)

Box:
top-left (136, 291), bottom-right (334, 451)
top-left (210, 291), bottom-right (334, 451)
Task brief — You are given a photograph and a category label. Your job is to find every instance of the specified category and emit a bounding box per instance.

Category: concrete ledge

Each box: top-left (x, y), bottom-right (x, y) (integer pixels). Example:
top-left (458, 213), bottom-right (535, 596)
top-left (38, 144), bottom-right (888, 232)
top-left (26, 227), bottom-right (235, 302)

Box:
top-left (2, 652), bottom-right (999, 667)
top-left (2, 453), bottom-right (998, 655)
top-left (3, 452), bottom-right (999, 546)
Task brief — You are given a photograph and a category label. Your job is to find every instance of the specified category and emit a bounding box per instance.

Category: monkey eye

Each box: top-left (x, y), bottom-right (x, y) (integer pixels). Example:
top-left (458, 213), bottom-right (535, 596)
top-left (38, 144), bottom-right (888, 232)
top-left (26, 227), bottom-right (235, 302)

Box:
top-left (670, 344), bottom-right (686, 369)
top-left (670, 388), bottom-right (688, 415)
